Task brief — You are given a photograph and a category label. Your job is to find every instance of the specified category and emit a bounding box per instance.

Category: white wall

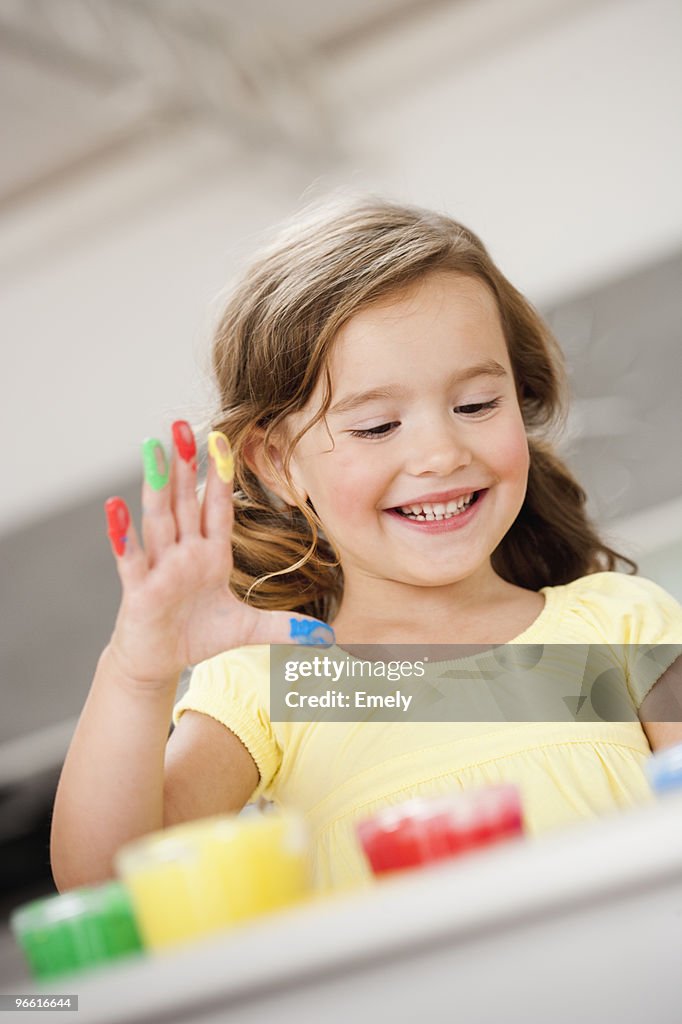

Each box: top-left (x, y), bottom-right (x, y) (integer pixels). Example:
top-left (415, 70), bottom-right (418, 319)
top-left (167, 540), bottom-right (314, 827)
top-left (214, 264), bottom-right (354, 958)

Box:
top-left (340, 0), bottom-right (682, 301)
top-left (2, 0), bottom-right (680, 537)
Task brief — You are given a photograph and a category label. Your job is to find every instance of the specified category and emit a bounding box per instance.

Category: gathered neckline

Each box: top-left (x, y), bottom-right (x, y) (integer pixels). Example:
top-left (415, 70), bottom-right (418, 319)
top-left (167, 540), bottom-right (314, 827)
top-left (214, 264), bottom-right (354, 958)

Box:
top-left (330, 581), bottom-right (567, 666)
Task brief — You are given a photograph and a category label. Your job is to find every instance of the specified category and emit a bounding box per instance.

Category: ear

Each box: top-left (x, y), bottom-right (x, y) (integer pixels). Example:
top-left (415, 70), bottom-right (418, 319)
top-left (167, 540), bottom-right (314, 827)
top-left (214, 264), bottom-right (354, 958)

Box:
top-left (242, 427), bottom-right (307, 507)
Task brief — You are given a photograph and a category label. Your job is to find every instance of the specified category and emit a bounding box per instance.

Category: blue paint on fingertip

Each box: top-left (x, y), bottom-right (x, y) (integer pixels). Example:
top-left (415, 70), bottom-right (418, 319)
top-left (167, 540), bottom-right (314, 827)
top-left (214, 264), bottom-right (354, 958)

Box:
top-left (289, 617), bottom-right (336, 648)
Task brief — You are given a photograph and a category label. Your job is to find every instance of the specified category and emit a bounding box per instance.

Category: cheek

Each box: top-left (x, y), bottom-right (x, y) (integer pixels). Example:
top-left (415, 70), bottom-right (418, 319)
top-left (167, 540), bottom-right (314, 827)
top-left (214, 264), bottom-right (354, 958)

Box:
top-left (319, 449), bottom-right (383, 520)
top-left (490, 422), bottom-right (530, 484)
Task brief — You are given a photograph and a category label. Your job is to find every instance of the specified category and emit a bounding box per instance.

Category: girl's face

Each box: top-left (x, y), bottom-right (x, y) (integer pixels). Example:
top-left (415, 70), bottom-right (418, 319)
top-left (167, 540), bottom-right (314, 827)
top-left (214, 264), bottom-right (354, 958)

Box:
top-left (282, 271), bottom-right (530, 605)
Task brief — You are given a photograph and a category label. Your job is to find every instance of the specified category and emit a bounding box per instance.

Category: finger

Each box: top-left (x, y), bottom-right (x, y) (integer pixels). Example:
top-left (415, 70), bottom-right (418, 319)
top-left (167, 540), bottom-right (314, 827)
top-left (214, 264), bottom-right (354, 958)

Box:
top-left (104, 497), bottom-right (147, 586)
top-left (246, 608), bottom-right (336, 649)
top-left (202, 431), bottom-right (235, 543)
top-left (140, 438), bottom-right (175, 568)
top-left (170, 420), bottom-right (200, 539)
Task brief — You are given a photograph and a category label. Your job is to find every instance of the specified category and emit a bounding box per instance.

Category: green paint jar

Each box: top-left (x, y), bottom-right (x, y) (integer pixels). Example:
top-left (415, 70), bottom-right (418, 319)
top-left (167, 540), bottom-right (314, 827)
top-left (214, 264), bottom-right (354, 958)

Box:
top-left (10, 880), bottom-right (144, 980)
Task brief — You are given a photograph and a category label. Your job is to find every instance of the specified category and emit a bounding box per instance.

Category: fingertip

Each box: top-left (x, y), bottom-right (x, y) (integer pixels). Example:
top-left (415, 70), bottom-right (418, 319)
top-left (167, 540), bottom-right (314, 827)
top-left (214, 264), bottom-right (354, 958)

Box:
top-left (141, 437), bottom-right (170, 491)
top-left (207, 431), bottom-right (234, 484)
top-left (105, 496), bottom-right (130, 558)
top-left (288, 617), bottom-right (336, 648)
top-left (172, 420), bottom-right (197, 466)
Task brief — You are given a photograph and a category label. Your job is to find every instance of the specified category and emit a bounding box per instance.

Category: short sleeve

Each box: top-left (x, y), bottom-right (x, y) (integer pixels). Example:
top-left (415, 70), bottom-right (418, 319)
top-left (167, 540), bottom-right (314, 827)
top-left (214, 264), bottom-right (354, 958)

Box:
top-left (172, 645), bottom-right (281, 800)
top-left (614, 576), bottom-right (682, 708)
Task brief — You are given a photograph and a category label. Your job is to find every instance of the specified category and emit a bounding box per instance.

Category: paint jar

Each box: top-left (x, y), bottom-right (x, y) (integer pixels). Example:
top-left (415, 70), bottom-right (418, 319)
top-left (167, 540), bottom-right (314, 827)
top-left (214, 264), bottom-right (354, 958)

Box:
top-left (645, 741), bottom-right (682, 795)
top-left (10, 881), bottom-right (144, 980)
top-left (356, 784), bottom-right (524, 876)
top-left (114, 810), bottom-right (310, 950)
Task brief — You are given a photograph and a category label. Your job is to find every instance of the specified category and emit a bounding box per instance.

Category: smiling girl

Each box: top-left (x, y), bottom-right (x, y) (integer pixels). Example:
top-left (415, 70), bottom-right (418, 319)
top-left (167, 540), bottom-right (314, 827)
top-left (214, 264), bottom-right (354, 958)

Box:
top-left (51, 196), bottom-right (682, 893)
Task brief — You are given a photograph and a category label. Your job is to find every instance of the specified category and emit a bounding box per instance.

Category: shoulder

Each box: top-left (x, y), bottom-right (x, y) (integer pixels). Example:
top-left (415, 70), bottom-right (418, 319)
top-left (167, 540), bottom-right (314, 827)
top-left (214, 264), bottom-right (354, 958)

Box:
top-left (555, 570), bottom-right (679, 604)
top-left (190, 644), bottom-right (271, 683)
top-left (542, 571), bottom-right (682, 644)
top-left (174, 645), bottom-right (272, 722)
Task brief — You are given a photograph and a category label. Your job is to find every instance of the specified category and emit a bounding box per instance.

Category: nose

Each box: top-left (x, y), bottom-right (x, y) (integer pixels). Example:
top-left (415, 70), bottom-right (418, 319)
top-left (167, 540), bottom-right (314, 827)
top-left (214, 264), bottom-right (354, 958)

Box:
top-left (403, 414), bottom-right (473, 476)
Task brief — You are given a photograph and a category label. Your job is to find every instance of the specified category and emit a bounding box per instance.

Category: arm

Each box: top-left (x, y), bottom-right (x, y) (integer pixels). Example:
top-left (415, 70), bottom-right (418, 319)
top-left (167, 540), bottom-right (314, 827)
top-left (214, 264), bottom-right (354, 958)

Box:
top-left (638, 654), bottom-right (682, 752)
top-left (51, 659), bottom-right (258, 892)
top-left (50, 424), bottom-right (331, 892)
top-left (163, 710), bottom-right (258, 826)
top-left (51, 648), bottom-right (180, 891)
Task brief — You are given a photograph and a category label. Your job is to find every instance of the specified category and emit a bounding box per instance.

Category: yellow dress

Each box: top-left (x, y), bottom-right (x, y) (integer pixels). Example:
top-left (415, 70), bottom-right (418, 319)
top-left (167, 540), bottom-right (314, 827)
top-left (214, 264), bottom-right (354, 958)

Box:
top-left (173, 572), bottom-right (682, 892)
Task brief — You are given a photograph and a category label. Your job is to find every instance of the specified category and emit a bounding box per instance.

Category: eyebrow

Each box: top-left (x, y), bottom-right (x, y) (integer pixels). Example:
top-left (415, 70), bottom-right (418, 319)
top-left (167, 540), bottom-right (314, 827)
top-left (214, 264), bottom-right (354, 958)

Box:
top-left (328, 359), bottom-right (509, 416)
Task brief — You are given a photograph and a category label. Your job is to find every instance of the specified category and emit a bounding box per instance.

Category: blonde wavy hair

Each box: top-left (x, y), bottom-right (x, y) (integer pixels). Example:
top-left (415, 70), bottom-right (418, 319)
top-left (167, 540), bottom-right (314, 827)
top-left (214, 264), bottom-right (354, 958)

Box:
top-left (210, 194), bottom-right (636, 623)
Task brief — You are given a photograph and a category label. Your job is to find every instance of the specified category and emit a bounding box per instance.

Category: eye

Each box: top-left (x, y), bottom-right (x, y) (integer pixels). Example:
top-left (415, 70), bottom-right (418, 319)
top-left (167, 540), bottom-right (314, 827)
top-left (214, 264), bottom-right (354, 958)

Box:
top-left (348, 399), bottom-right (501, 439)
top-left (349, 422), bottom-right (398, 438)
top-left (454, 398), bottom-right (502, 416)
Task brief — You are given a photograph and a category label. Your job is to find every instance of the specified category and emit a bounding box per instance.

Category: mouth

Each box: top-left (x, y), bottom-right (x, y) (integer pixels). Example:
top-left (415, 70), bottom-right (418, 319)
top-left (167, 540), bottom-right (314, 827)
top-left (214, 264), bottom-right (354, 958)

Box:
top-left (384, 489), bottom-right (487, 531)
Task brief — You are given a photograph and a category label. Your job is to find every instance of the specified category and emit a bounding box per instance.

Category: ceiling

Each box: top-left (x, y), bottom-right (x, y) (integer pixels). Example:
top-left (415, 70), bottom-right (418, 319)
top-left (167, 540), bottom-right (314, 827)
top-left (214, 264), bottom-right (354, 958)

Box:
top-left (0, 0), bottom-right (592, 208)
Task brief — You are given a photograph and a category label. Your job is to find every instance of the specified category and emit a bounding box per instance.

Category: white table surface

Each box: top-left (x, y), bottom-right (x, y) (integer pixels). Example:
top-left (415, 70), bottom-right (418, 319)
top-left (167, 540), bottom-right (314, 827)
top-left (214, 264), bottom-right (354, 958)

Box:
top-left (5, 791), bottom-right (682, 1024)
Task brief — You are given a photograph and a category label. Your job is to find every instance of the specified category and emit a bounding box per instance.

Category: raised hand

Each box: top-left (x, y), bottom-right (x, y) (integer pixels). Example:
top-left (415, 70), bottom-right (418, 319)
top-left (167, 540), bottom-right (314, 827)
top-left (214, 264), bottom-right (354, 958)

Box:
top-left (104, 421), bottom-right (334, 689)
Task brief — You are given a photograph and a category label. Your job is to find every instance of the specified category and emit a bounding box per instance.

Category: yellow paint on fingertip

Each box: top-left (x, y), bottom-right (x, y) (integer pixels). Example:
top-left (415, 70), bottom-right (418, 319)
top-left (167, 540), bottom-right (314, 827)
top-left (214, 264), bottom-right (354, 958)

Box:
top-left (207, 431), bottom-right (234, 483)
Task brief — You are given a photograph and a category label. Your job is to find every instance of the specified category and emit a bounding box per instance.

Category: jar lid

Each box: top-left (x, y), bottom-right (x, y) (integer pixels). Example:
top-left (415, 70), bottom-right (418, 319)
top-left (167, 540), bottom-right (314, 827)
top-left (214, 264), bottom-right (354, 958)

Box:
top-left (115, 809), bottom-right (306, 873)
top-left (646, 742), bottom-right (682, 794)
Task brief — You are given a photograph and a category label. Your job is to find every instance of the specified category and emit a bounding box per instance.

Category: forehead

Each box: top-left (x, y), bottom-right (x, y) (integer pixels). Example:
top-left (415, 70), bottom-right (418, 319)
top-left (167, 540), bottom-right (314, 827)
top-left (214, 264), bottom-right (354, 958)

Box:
top-left (282, 272), bottom-right (508, 440)
top-left (328, 271), bottom-right (507, 377)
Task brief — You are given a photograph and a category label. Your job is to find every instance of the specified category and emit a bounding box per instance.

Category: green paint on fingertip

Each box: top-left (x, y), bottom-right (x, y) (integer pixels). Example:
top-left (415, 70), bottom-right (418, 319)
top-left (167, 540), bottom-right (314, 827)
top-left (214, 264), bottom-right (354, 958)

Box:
top-left (141, 438), bottom-right (169, 490)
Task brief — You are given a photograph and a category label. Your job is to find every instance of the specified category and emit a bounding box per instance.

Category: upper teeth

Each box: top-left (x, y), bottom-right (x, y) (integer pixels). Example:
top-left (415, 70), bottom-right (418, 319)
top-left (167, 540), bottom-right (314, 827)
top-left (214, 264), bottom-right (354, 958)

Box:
top-left (399, 493), bottom-right (474, 516)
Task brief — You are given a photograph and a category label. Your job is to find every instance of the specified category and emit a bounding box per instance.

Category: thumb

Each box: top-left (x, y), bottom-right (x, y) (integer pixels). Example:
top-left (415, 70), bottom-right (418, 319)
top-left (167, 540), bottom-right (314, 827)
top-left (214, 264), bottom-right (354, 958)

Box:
top-left (246, 608), bottom-right (336, 648)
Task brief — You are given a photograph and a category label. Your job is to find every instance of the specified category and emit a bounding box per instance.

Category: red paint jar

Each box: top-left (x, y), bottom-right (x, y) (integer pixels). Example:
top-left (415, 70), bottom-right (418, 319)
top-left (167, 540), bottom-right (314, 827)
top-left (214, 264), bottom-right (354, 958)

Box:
top-left (356, 784), bottom-right (524, 875)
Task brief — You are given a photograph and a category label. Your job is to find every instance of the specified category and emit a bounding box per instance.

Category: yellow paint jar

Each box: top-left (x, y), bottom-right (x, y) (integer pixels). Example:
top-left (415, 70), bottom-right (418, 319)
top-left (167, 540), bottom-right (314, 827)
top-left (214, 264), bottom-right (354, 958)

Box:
top-left (114, 810), bottom-right (310, 950)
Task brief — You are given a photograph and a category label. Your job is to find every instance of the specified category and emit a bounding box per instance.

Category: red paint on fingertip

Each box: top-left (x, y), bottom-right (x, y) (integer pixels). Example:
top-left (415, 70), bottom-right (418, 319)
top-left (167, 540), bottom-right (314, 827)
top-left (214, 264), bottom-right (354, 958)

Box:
top-left (172, 420), bottom-right (197, 464)
top-left (105, 497), bottom-right (130, 556)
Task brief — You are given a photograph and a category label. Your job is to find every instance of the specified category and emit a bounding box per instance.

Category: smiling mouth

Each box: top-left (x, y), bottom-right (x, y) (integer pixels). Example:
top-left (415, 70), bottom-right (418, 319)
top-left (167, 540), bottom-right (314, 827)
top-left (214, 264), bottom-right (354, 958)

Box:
top-left (390, 490), bottom-right (483, 521)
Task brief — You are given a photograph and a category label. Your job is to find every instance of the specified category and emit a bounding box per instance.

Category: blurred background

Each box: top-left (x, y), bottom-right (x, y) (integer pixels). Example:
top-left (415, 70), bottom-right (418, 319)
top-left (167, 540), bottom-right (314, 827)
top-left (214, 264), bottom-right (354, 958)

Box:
top-left (1, 0), bottom-right (681, 984)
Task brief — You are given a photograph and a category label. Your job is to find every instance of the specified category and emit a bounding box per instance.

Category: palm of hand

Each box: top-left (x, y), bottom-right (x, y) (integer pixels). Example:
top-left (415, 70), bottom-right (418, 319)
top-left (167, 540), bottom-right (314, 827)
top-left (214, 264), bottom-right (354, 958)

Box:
top-left (106, 426), bottom-right (333, 688)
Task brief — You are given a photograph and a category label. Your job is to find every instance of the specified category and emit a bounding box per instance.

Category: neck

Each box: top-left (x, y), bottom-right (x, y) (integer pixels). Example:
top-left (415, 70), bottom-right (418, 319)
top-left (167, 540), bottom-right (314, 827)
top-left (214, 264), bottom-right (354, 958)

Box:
top-left (330, 566), bottom-right (524, 645)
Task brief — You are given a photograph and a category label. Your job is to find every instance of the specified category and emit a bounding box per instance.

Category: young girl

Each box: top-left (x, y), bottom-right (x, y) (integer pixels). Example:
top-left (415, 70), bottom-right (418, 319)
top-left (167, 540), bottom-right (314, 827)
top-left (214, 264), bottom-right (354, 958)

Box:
top-left (51, 195), bottom-right (682, 894)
